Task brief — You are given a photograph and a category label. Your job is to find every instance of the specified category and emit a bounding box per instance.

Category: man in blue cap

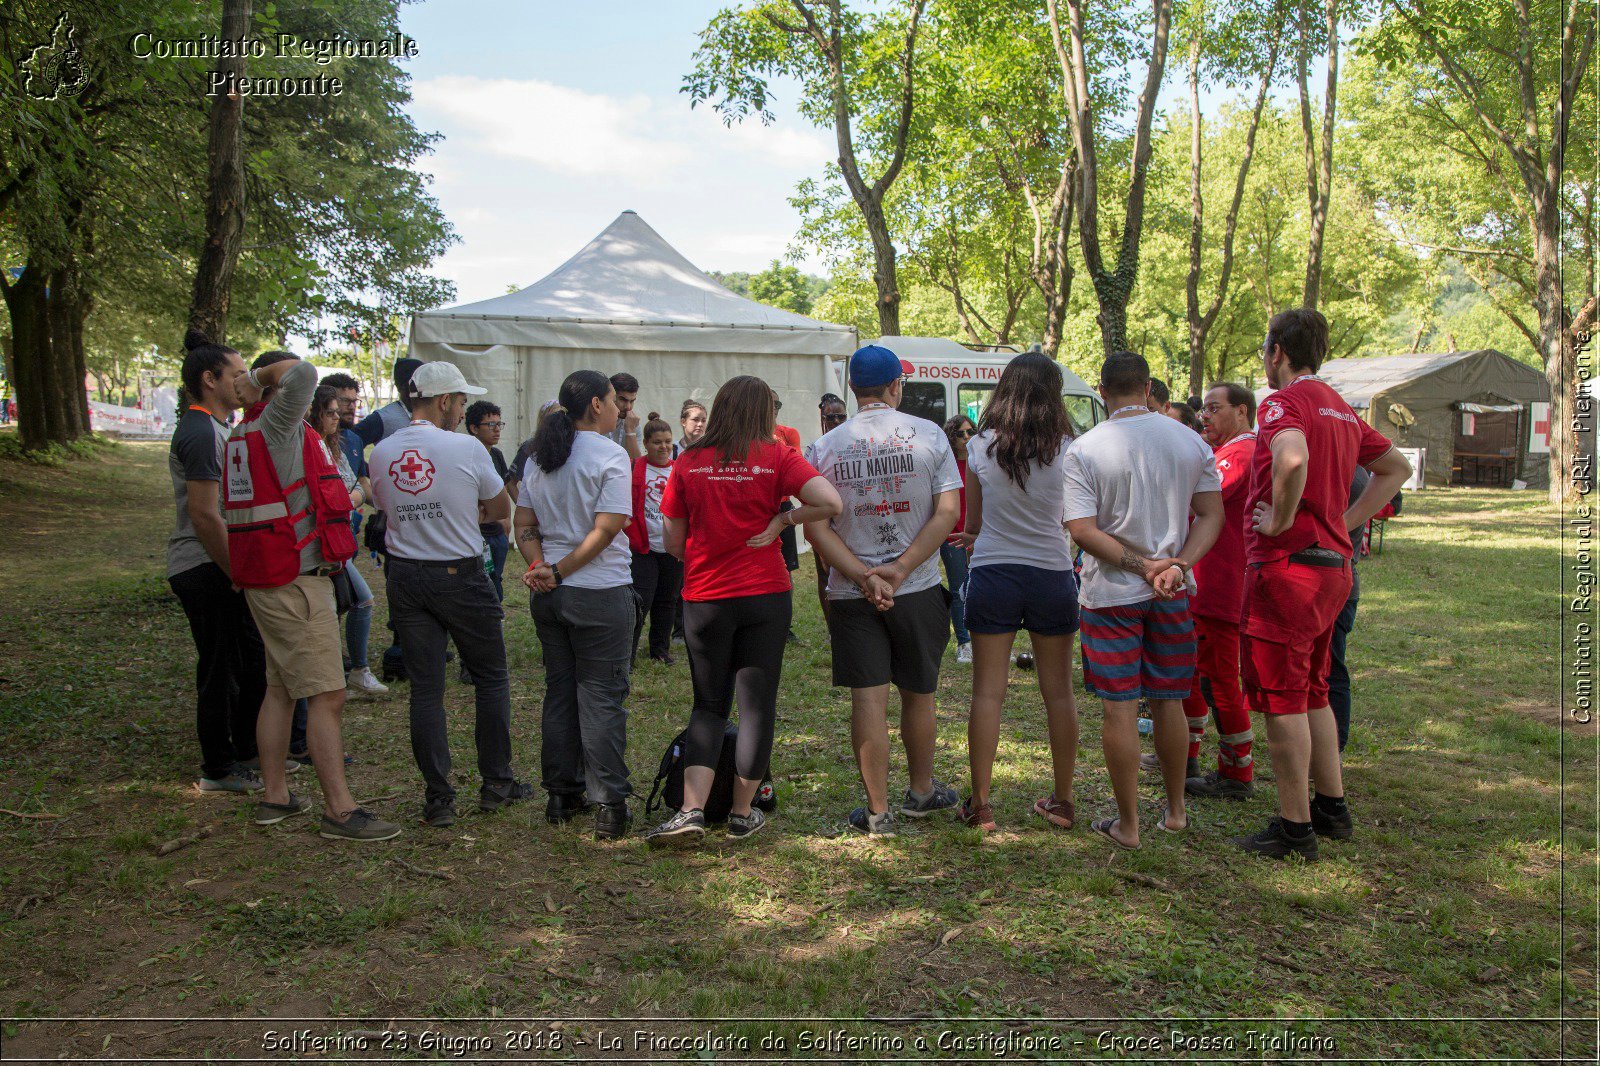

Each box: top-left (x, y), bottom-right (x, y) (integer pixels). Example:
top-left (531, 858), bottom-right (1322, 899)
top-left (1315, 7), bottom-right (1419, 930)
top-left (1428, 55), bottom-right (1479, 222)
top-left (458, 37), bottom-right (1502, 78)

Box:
top-left (804, 344), bottom-right (964, 836)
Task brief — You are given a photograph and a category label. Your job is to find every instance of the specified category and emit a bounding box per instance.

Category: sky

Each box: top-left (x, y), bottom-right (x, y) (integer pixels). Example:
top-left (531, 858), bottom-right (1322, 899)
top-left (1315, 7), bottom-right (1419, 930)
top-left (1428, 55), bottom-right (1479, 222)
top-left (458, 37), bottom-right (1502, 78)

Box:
top-left (398, 0), bottom-right (833, 308)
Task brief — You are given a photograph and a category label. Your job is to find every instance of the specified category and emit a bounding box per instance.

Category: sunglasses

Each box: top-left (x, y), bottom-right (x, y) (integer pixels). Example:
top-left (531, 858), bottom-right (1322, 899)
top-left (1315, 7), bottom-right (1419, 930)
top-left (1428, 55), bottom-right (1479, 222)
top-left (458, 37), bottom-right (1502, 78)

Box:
top-left (955, 428), bottom-right (975, 438)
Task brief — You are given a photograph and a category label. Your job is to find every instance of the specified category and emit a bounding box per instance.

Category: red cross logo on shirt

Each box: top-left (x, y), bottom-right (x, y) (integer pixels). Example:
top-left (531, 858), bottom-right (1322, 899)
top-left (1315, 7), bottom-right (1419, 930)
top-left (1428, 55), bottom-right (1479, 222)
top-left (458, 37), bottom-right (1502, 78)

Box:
top-left (389, 448), bottom-right (435, 495)
top-left (231, 450), bottom-right (244, 472)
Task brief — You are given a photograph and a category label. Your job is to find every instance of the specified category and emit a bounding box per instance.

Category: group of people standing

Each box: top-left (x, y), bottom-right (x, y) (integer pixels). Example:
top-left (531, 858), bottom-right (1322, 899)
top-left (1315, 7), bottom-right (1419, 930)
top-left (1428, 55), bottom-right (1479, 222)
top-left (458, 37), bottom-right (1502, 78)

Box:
top-left (165, 306), bottom-right (1407, 861)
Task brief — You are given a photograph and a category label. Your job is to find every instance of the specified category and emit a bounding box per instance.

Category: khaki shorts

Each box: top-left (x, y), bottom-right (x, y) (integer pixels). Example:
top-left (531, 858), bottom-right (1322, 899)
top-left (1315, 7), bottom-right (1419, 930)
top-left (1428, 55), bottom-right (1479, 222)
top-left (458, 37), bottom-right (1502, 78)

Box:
top-left (245, 574), bottom-right (345, 699)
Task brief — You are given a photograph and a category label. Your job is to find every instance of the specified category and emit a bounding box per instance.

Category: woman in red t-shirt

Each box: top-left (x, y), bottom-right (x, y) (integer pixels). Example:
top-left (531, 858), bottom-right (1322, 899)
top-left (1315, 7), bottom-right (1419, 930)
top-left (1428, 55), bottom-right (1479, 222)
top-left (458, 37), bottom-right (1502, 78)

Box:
top-left (644, 376), bottom-right (842, 846)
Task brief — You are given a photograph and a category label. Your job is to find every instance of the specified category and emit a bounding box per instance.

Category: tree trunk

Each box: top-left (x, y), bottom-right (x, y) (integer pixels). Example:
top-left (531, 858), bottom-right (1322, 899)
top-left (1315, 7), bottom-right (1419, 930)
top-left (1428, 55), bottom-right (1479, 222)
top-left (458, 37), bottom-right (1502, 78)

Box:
top-left (1298, 0), bottom-right (1338, 309)
top-left (860, 194), bottom-right (900, 336)
top-left (3, 265), bottom-right (57, 448)
top-left (1538, 186), bottom-right (1574, 502)
top-left (188, 0), bottom-right (252, 343)
top-left (48, 266), bottom-right (89, 439)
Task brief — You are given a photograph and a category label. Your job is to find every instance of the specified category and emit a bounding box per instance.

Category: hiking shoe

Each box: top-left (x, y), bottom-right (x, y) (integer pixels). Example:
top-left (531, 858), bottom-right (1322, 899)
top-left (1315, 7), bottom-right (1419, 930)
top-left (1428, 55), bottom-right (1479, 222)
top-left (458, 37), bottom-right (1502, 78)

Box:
top-left (545, 792), bottom-right (592, 824)
top-left (422, 800), bottom-right (458, 828)
top-left (726, 808), bottom-right (766, 841)
top-left (480, 780), bottom-right (534, 813)
top-left (1235, 816), bottom-right (1318, 861)
top-left (594, 803), bottom-right (632, 841)
top-left (644, 808), bottom-right (706, 847)
top-left (960, 797), bottom-right (997, 832)
top-left (1185, 770), bottom-right (1255, 800)
top-left (198, 766), bottom-right (263, 794)
top-left (254, 792), bottom-right (312, 825)
top-left (900, 780), bottom-right (959, 818)
top-left (1311, 802), bottom-right (1354, 840)
top-left (956, 641), bottom-right (972, 664)
top-left (239, 756), bottom-right (302, 775)
top-left (346, 667), bottom-right (389, 697)
top-left (320, 808), bottom-right (402, 842)
top-left (847, 806), bottom-right (895, 836)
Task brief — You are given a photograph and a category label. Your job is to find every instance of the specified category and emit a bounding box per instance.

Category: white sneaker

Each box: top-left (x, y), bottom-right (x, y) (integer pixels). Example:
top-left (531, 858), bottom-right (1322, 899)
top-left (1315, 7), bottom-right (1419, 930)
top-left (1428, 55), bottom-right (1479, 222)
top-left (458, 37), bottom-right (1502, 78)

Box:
top-left (346, 667), bottom-right (389, 696)
top-left (956, 642), bottom-right (973, 664)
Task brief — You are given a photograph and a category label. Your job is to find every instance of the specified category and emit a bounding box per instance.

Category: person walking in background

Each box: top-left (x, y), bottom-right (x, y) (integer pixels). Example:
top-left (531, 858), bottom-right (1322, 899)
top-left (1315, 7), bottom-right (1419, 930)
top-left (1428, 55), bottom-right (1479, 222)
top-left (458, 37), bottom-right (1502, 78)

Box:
top-left (466, 401), bottom-right (512, 601)
top-left (514, 371), bottom-right (638, 838)
top-left (628, 413), bottom-right (683, 665)
top-left (370, 362), bottom-right (528, 830)
top-left (1065, 351), bottom-right (1223, 851)
top-left (1235, 309), bottom-right (1411, 860)
top-left (229, 349), bottom-right (396, 842)
top-left (805, 344), bottom-right (963, 836)
top-left (644, 376), bottom-right (842, 846)
top-left (805, 393), bottom-right (850, 626)
top-left (167, 330), bottom-right (268, 795)
top-left (606, 373), bottom-right (643, 460)
top-left (674, 398), bottom-right (707, 458)
top-left (941, 415), bottom-right (977, 664)
top-left (956, 353), bottom-right (1081, 833)
top-left (1180, 382), bottom-right (1257, 799)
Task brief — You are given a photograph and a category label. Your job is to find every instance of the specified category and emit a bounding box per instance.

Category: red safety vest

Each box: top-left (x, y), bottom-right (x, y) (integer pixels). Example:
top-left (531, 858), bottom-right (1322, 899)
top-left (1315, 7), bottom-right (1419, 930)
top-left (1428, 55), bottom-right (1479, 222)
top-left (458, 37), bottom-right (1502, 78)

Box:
top-left (224, 401), bottom-right (356, 589)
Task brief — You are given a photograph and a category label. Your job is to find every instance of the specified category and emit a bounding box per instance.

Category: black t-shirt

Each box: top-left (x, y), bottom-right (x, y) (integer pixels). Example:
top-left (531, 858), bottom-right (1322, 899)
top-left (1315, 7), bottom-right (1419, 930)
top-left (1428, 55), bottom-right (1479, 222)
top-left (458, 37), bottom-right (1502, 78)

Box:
top-left (166, 408), bottom-right (227, 577)
top-left (478, 445), bottom-right (510, 537)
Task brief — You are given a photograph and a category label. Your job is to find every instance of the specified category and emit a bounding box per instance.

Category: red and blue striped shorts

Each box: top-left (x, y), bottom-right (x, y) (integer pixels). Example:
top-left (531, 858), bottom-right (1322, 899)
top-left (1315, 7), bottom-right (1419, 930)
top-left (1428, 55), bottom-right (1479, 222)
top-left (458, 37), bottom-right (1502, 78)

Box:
top-left (1079, 595), bottom-right (1197, 702)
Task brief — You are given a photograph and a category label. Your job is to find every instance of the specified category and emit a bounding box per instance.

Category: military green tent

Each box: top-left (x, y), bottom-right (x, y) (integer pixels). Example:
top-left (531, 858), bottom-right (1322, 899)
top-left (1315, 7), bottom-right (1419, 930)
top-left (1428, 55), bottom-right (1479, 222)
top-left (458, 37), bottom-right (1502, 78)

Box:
top-left (1312, 351), bottom-right (1550, 488)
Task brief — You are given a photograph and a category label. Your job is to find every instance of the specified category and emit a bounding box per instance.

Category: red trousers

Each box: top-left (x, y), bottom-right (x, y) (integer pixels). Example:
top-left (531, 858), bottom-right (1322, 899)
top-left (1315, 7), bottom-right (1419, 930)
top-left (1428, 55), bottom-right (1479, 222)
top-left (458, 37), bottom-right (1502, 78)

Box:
top-left (1182, 613), bottom-right (1254, 782)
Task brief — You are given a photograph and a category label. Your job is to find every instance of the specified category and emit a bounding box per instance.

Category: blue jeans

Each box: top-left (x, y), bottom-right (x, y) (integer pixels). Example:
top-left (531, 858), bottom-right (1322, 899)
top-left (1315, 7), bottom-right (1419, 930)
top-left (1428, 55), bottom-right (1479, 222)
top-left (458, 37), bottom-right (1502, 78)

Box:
top-left (485, 531), bottom-right (510, 602)
top-left (939, 541), bottom-right (971, 645)
top-left (344, 559), bottom-right (374, 670)
top-left (1328, 567), bottom-right (1360, 751)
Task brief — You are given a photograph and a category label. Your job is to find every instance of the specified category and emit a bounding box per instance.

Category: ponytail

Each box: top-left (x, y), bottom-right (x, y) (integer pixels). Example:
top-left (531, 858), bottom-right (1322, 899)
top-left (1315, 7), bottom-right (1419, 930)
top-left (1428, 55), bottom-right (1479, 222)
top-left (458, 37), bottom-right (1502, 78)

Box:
top-left (642, 411), bottom-right (671, 440)
top-left (533, 369), bottom-right (611, 473)
top-left (179, 328), bottom-right (239, 406)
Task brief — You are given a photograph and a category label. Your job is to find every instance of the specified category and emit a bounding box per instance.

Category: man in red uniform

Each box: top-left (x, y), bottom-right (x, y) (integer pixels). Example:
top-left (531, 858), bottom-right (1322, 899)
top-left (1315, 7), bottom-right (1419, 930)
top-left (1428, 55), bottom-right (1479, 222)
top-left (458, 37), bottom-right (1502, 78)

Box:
top-left (1182, 382), bottom-right (1258, 799)
top-left (1236, 309), bottom-right (1411, 860)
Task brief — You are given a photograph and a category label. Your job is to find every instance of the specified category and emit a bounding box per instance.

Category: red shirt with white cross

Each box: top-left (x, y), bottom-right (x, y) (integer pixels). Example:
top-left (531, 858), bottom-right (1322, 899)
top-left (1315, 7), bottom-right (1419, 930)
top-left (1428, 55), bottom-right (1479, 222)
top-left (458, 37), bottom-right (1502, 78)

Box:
top-left (1245, 376), bottom-right (1393, 564)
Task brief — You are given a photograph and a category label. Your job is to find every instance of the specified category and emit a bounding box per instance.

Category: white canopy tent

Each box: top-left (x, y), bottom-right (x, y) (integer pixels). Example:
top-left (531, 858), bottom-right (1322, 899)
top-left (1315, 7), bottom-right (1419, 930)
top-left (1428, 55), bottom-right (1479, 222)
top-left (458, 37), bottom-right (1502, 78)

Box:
top-left (408, 211), bottom-right (855, 449)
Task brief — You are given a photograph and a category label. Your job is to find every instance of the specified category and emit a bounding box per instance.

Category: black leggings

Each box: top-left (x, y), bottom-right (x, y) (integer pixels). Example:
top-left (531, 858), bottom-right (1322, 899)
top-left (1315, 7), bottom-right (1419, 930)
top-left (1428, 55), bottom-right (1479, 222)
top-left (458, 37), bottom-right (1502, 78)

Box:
top-left (682, 590), bottom-right (792, 780)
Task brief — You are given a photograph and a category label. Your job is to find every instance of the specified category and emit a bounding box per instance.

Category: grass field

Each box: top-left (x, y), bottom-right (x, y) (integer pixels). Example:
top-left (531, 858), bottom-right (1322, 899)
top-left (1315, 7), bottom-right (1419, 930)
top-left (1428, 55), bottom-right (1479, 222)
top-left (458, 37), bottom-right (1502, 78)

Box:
top-left (0, 439), bottom-right (1594, 1061)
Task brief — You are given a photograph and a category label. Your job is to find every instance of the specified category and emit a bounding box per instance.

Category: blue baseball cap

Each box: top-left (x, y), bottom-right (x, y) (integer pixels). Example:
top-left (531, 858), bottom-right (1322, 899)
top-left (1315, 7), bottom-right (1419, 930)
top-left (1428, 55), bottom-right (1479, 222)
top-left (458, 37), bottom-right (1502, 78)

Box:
top-left (849, 344), bottom-right (907, 388)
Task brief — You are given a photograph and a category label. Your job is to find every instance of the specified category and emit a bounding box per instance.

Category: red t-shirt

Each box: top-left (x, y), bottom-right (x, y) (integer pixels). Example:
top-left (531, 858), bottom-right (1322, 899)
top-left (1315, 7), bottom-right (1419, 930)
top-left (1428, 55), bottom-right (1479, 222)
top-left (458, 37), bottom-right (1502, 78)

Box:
top-left (1245, 377), bottom-right (1393, 564)
top-left (775, 424), bottom-right (801, 451)
top-left (1192, 432), bottom-right (1255, 623)
top-left (661, 439), bottom-right (820, 601)
top-left (948, 457), bottom-right (967, 539)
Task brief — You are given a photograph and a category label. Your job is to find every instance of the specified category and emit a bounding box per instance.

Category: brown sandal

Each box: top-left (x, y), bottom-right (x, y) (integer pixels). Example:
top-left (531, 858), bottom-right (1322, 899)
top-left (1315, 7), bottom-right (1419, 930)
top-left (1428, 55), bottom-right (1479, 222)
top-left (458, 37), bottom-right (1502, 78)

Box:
top-left (961, 797), bottom-right (997, 832)
top-left (1033, 793), bottom-right (1075, 829)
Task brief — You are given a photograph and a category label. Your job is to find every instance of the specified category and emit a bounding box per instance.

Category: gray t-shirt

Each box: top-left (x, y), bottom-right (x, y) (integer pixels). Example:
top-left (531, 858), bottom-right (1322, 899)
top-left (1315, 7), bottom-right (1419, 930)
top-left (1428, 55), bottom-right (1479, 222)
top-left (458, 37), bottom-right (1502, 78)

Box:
top-left (605, 422), bottom-right (637, 450)
top-left (1062, 411), bottom-right (1222, 609)
top-left (371, 422), bottom-right (506, 561)
top-left (808, 406), bottom-right (961, 600)
top-left (515, 431), bottom-right (633, 590)
top-left (965, 430), bottom-right (1074, 571)
top-left (167, 408), bottom-right (229, 577)
top-left (253, 360), bottom-right (325, 573)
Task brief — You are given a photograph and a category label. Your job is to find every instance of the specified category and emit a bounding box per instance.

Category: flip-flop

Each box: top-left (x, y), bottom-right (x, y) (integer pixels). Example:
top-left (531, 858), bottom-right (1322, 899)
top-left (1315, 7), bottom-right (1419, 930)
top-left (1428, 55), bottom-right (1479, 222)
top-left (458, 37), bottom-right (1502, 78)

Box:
top-left (1156, 806), bottom-right (1189, 833)
top-left (1092, 816), bottom-right (1137, 850)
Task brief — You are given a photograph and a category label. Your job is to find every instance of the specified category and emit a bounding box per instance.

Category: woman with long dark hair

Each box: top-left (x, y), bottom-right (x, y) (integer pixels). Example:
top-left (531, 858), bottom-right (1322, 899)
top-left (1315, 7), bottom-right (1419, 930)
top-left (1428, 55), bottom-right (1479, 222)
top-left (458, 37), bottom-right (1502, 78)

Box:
top-left (307, 387), bottom-right (382, 697)
top-left (941, 414), bottom-right (978, 664)
top-left (514, 370), bottom-right (637, 839)
top-left (956, 352), bottom-right (1080, 832)
top-left (644, 376), bottom-right (842, 845)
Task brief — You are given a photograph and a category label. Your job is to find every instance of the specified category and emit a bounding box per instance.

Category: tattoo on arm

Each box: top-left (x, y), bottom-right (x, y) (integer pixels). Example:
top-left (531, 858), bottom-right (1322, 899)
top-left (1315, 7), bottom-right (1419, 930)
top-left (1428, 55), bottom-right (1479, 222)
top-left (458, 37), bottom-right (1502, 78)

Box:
top-left (1118, 546), bottom-right (1149, 575)
top-left (518, 522), bottom-right (542, 543)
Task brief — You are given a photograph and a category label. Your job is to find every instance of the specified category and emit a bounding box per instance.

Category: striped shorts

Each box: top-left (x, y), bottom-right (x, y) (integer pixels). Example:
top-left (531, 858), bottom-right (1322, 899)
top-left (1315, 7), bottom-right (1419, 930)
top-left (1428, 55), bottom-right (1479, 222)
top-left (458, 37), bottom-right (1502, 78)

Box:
top-left (1079, 595), bottom-right (1197, 702)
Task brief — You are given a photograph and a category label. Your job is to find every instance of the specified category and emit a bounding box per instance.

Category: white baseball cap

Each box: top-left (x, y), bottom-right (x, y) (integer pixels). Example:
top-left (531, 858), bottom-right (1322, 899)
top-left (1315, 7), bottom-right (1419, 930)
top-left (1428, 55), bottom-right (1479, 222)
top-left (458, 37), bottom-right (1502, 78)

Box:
top-left (409, 361), bottom-right (487, 398)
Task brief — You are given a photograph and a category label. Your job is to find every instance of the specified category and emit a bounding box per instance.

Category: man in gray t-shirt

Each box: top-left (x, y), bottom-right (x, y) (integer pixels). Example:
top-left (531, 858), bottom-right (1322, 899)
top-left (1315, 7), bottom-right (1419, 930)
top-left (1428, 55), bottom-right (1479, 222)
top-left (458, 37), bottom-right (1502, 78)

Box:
top-left (804, 344), bottom-right (963, 836)
top-left (604, 372), bottom-right (642, 460)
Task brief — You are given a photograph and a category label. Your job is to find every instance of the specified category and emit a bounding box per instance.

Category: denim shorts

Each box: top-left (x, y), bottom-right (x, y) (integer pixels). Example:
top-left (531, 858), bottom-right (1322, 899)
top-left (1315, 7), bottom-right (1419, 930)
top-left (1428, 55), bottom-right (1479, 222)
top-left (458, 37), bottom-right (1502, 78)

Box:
top-left (964, 563), bottom-right (1079, 636)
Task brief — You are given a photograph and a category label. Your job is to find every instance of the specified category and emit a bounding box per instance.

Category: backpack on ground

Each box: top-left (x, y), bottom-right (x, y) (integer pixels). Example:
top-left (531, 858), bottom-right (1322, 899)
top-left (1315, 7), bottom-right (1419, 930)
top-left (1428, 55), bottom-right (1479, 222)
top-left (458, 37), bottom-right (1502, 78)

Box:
top-left (644, 723), bottom-right (776, 824)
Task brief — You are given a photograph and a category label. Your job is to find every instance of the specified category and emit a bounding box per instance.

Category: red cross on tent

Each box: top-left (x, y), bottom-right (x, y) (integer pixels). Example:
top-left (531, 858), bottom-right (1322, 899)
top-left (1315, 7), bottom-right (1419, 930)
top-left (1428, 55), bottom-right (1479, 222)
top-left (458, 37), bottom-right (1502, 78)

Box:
top-left (1528, 401), bottom-right (1552, 454)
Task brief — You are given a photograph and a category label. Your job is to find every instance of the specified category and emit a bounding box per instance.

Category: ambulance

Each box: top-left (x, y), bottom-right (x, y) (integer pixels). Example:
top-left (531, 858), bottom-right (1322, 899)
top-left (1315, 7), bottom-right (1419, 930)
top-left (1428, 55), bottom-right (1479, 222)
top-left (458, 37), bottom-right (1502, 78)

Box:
top-left (848, 336), bottom-right (1107, 432)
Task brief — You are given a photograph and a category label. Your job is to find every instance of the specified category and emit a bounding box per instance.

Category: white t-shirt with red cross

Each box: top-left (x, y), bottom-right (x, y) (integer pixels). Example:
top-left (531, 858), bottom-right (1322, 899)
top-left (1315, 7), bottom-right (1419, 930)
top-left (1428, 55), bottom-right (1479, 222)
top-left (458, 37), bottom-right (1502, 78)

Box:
top-left (371, 421), bottom-right (506, 562)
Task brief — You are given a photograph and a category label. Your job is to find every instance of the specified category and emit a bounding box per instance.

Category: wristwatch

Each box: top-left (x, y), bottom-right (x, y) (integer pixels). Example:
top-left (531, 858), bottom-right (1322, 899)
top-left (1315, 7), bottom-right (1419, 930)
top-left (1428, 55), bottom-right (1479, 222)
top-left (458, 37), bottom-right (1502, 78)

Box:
top-left (551, 564), bottom-right (564, 586)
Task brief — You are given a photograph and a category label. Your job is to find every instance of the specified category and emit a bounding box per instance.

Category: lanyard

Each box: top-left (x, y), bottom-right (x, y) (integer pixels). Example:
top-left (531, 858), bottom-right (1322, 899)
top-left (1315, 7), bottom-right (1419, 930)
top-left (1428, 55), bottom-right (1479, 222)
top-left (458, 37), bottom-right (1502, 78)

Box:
top-left (1223, 432), bottom-right (1257, 449)
top-left (1110, 405), bottom-right (1150, 419)
top-left (858, 402), bottom-right (892, 413)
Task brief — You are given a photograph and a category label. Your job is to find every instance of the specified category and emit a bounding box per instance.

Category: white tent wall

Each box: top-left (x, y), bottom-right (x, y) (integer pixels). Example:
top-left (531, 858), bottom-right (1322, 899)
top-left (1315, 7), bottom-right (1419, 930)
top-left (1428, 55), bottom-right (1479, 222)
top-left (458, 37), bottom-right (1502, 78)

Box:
top-left (410, 341), bottom-right (844, 452)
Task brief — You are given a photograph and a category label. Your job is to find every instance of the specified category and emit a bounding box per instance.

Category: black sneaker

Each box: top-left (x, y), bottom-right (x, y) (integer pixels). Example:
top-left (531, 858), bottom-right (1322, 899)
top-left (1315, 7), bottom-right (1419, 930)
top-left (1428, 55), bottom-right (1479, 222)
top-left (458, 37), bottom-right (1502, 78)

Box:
top-left (594, 802), bottom-right (632, 840)
top-left (545, 792), bottom-right (592, 824)
top-left (320, 807), bottom-right (402, 842)
top-left (1185, 770), bottom-right (1256, 800)
top-left (899, 780), bottom-right (959, 818)
top-left (643, 808), bottom-right (706, 847)
top-left (847, 806), bottom-right (896, 837)
top-left (1311, 802), bottom-right (1354, 840)
top-left (726, 808), bottom-right (766, 841)
top-left (1235, 816), bottom-right (1318, 861)
top-left (422, 800), bottom-right (457, 828)
top-left (480, 780), bottom-right (533, 813)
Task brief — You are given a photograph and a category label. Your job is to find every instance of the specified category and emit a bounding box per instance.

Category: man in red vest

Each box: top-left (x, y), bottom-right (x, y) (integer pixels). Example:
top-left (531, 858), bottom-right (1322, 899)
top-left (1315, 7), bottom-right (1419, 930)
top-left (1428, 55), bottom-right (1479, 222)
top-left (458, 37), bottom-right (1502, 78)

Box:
top-left (230, 352), bottom-right (400, 842)
top-left (1235, 310), bottom-right (1411, 860)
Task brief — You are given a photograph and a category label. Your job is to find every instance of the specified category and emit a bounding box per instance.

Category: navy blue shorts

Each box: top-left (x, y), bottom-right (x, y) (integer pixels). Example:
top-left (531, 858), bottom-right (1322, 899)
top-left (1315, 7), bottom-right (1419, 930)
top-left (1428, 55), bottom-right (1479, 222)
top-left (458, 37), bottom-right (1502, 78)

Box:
top-left (964, 563), bottom-right (1080, 636)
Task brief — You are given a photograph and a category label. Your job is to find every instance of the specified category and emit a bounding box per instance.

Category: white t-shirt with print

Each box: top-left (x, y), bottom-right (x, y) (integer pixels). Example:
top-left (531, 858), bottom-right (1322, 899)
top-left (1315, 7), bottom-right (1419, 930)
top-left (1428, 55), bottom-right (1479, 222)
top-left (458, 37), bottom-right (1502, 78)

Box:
top-left (371, 422), bottom-right (506, 562)
top-left (1062, 411), bottom-right (1222, 609)
top-left (964, 430), bottom-right (1073, 571)
top-left (808, 405), bottom-right (962, 600)
top-left (641, 461), bottom-right (671, 554)
top-left (515, 431), bottom-right (633, 590)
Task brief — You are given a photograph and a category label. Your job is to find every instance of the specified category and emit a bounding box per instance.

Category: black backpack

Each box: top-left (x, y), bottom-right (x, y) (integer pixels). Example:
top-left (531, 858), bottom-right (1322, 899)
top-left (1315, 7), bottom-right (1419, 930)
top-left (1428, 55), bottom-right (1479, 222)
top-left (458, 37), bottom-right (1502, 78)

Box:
top-left (645, 723), bottom-right (777, 824)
